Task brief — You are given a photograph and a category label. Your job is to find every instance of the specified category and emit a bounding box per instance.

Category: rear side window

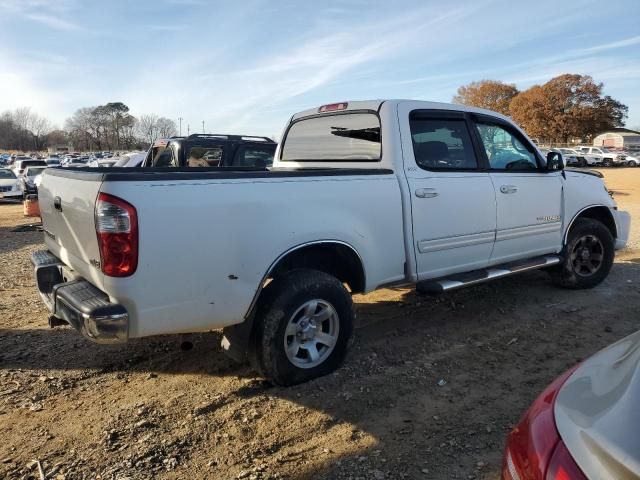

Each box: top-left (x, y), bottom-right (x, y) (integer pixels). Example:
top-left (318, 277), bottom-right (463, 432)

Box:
top-left (410, 118), bottom-right (478, 170)
top-left (233, 144), bottom-right (276, 167)
top-left (281, 113), bottom-right (381, 161)
top-left (186, 146), bottom-right (223, 167)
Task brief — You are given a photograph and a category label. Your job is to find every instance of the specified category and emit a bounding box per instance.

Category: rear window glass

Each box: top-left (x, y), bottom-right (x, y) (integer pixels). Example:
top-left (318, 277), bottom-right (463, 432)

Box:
top-left (281, 113), bottom-right (381, 161)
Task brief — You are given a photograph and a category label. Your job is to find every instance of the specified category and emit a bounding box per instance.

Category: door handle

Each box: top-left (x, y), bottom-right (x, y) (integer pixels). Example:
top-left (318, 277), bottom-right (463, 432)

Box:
top-left (54, 196), bottom-right (62, 211)
top-left (415, 188), bottom-right (439, 198)
top-left (499, 185), bottom-right (518, 194)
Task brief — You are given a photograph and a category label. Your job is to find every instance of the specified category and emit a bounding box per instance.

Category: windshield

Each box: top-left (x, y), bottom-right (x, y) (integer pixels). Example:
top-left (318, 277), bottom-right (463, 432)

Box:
top-left (281, 113), bottom-right (381, 161)
top-left (0, 169), bottom-right (16, 179)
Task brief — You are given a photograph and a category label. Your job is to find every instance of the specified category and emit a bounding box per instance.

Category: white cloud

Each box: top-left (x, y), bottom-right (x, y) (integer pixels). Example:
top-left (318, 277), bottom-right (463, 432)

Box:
top-left (25, 13), bottom-right (82, 31)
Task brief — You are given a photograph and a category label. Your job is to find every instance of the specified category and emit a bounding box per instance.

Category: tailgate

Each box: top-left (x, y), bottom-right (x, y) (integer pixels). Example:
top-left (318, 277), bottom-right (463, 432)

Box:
top-left (39, 168), bottom-right (105, 290)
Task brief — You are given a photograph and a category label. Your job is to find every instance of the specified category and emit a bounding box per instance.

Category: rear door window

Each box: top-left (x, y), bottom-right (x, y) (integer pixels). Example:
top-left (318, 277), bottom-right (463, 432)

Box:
top-left (281, 113), bottom-right (381, 161)
top-left (410, 118), bottom-right (478, 170)
top-left (232, 144), bottom-right (276, 167)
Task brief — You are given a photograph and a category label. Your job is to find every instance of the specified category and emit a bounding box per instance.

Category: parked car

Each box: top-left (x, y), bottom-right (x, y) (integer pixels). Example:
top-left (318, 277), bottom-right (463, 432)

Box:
top-left (32, 100), bottom-right (630, 386)
top-left (88, 158), bottom-right (117, 168)
top-left (557, 148), bottom-right (589, 167)
top-left (620, 151), bottom-right (639, 167)
top-left (0, 168), bottom-right (23, 199)
top-left (45, 157), bottom-right (61, 166)
top-left (141, 134), bottom-right (277, 168)
top-left (502, 330), bottom-right (640, 480)
top-left (578, 146), bottom-right (626, 167)
top-left (20, 165), bottom-right (48, 197)
top-left (12, 158), bottom-right (47, 176)
top-left (64, 157), bottom-right (90, 168)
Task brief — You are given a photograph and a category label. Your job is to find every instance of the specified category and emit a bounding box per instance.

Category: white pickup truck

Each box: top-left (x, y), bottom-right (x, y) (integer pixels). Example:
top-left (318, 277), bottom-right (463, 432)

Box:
top-left (33, 100), bottom-right (631, 385)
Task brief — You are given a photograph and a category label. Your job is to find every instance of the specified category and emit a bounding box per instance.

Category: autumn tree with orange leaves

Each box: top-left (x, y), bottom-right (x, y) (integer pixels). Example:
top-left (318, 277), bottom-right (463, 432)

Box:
top-left (453, 75), bottom-right (628, 143)
top-left (452, 80), bottom-right (518, 116)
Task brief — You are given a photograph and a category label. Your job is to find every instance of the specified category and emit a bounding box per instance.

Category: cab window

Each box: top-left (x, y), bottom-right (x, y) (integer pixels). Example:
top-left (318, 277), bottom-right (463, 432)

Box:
top-left (409, 118), bottom-right (478, 170)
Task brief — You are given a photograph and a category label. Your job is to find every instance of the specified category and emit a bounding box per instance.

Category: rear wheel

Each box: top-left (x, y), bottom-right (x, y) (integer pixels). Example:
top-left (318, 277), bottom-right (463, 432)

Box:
top-left (251, 269), bottom-right (354, 386)
top-left (551, 218), bottom-right (614, 289)
top-left (579, 158), bottom-right (587, 167)
top-left (628, 160), bottom-right (637, 167)
top-left (603, 158), bottom-right (613, 167)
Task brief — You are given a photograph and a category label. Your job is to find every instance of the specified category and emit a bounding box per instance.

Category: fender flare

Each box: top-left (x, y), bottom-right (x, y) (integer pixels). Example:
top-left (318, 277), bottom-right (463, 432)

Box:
top-left (563, 205), bottom-right (616, 245)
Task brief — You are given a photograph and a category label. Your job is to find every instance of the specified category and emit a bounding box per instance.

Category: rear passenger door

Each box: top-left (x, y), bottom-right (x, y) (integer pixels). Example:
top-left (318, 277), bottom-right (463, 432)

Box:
top-left (400, 108), bottom-right (497, 280)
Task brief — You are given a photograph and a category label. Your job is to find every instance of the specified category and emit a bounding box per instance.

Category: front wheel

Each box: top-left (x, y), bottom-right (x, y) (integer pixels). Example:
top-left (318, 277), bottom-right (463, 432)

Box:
top-left (628, 160), bottom-right (638, 167)
top-left (603, 158), bottom-right (613, 167)
top-left (251, 269), bottom-right (354, 386)
top-left (550, 218), bottom-right (614, 289)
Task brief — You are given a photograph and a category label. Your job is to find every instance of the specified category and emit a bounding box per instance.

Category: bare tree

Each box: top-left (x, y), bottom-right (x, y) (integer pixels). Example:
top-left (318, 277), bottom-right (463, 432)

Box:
top-left (155, 117), bottom-right (178, 138)
top-left (136, 114), bottom-right (159, 145)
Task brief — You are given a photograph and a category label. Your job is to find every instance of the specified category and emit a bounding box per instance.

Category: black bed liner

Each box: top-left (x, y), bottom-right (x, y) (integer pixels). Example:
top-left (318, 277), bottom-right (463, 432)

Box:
top-left (43, 166), bottom-right (394, 182)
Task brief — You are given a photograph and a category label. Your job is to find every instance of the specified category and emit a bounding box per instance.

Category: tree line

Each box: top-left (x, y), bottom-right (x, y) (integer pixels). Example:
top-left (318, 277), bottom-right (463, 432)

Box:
top-left (0, 102), bottom-right (178, 152)
top-left (452, 74), bottom-right (628, 144)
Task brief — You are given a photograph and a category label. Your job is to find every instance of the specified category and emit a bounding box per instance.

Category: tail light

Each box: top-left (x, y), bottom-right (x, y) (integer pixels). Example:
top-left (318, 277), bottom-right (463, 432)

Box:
top-left (95, 192), bottom-right (138, 277)
top-left (502, 365), bottom-right (586, 480)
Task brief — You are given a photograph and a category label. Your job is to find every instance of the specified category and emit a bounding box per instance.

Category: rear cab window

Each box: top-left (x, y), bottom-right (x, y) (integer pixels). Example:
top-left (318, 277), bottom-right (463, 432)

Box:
top-left (281, 113), bottom-right (381, 161)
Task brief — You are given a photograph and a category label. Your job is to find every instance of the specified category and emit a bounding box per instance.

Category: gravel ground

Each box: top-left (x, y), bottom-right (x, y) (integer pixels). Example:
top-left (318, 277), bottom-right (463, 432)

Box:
top-left (1, 168), bottom-right (639, 480)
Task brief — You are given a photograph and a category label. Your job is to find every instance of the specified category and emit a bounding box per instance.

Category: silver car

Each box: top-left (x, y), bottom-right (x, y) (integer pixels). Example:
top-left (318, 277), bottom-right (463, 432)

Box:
top-left (502, 330), bottom-right (640, 479)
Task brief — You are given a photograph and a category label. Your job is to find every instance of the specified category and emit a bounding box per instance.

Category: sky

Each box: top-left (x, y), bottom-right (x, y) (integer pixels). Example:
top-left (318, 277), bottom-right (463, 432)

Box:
top-left (0, 0), bottom-right (639, 138)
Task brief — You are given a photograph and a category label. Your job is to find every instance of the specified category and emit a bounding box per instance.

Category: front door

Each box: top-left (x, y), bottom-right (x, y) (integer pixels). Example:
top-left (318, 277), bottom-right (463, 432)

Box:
top-left (472, 117), bottom-right (564, 264)
top-left (400, 108), bottom-right (497, 280)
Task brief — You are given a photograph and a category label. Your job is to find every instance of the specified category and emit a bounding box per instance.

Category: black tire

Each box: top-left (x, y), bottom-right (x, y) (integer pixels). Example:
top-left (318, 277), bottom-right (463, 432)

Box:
top-left (551, 218), bottom-right (614, 289)
top-left (628, 160), bottom-right (637, 168)
top-left (603, 158), bottom-right (613, 167)
top-left (579, 159), bottom-right (587, 167)
top-left (250, 269), bottom-right (354, 386)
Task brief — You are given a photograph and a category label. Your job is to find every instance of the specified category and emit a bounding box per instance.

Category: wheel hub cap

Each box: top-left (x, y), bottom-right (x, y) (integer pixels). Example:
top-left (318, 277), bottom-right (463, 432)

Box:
top-left (571, 234), bottom-right (604, 277)
top-left (284, 299), bottom-right (339, 369)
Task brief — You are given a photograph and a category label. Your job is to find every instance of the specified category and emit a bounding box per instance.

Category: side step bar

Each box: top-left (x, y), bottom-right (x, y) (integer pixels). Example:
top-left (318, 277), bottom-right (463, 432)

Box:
top-left (416, 255), bottom-right (561, 294)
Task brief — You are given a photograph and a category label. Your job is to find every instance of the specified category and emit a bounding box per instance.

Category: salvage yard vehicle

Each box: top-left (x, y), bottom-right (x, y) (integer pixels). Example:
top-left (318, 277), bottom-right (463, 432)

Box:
top-left (142, 134), bottom-right (277, 168)
top-left (19, 165), bottom-right (48, 198)
top-left (0, 168), bottom-right (23, 199)
top-left (578, 146), bottom-right (626, 167)
top-left (32, 100), bottom-right (630, 386)
top-left (502, 330), bottom-right (640, 480)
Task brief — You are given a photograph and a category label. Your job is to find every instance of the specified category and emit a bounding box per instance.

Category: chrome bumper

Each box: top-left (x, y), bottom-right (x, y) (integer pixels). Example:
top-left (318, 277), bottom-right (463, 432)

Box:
top-left (31, 250), bottom-right (129, 344)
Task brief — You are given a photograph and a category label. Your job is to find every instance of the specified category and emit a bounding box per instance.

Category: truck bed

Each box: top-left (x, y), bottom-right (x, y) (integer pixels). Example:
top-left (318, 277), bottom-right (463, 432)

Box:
top-left (38, 165), bottom-right (405, 338)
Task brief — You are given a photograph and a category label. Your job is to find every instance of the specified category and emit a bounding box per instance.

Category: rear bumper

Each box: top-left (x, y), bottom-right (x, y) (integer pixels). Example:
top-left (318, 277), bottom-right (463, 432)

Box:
top-left (31, 250), bottom-right (129, 344)
top-left (613, 209), bottom-right (631, 250)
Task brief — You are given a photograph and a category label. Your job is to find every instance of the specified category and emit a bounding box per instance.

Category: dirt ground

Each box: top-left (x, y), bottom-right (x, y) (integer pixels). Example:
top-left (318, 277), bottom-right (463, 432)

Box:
top-left (1, 168), bottom-right (639, 480)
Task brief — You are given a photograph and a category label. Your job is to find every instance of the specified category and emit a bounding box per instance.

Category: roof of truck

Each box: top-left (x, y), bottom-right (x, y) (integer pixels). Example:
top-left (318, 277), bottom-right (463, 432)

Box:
top-left (290, 99), bottom-right (512, 122)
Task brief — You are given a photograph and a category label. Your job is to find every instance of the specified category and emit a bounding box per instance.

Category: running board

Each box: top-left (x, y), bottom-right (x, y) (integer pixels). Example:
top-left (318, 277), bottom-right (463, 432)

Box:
top-left (416, 255), bottom-right (561, 294)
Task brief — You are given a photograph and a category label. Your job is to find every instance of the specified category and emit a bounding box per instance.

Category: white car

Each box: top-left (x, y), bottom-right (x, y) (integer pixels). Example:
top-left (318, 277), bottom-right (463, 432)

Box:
top-left (578, 146), bottom-right (626, 167)
top-left (557, 148), bottom-right (589, 167)
top-left (0, 168), bottom-right (23, 199)
top-left (33, 100), bottom-right (631, 385)
top-left (620, 151), bottom-right (639, 167)
top-left (12, 158), bottom-right (47, 176)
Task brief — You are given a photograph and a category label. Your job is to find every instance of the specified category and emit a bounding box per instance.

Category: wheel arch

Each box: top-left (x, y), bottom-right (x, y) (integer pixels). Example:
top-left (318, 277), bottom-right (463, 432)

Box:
top-left (221, 240), bottom-right (365, 363)
top-left (564, 205), bottom-right (617, 244)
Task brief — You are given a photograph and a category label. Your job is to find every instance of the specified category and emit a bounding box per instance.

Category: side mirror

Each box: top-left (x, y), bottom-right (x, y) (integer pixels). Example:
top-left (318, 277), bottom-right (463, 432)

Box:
top-left (546, 151), bottom-right (564, 171)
